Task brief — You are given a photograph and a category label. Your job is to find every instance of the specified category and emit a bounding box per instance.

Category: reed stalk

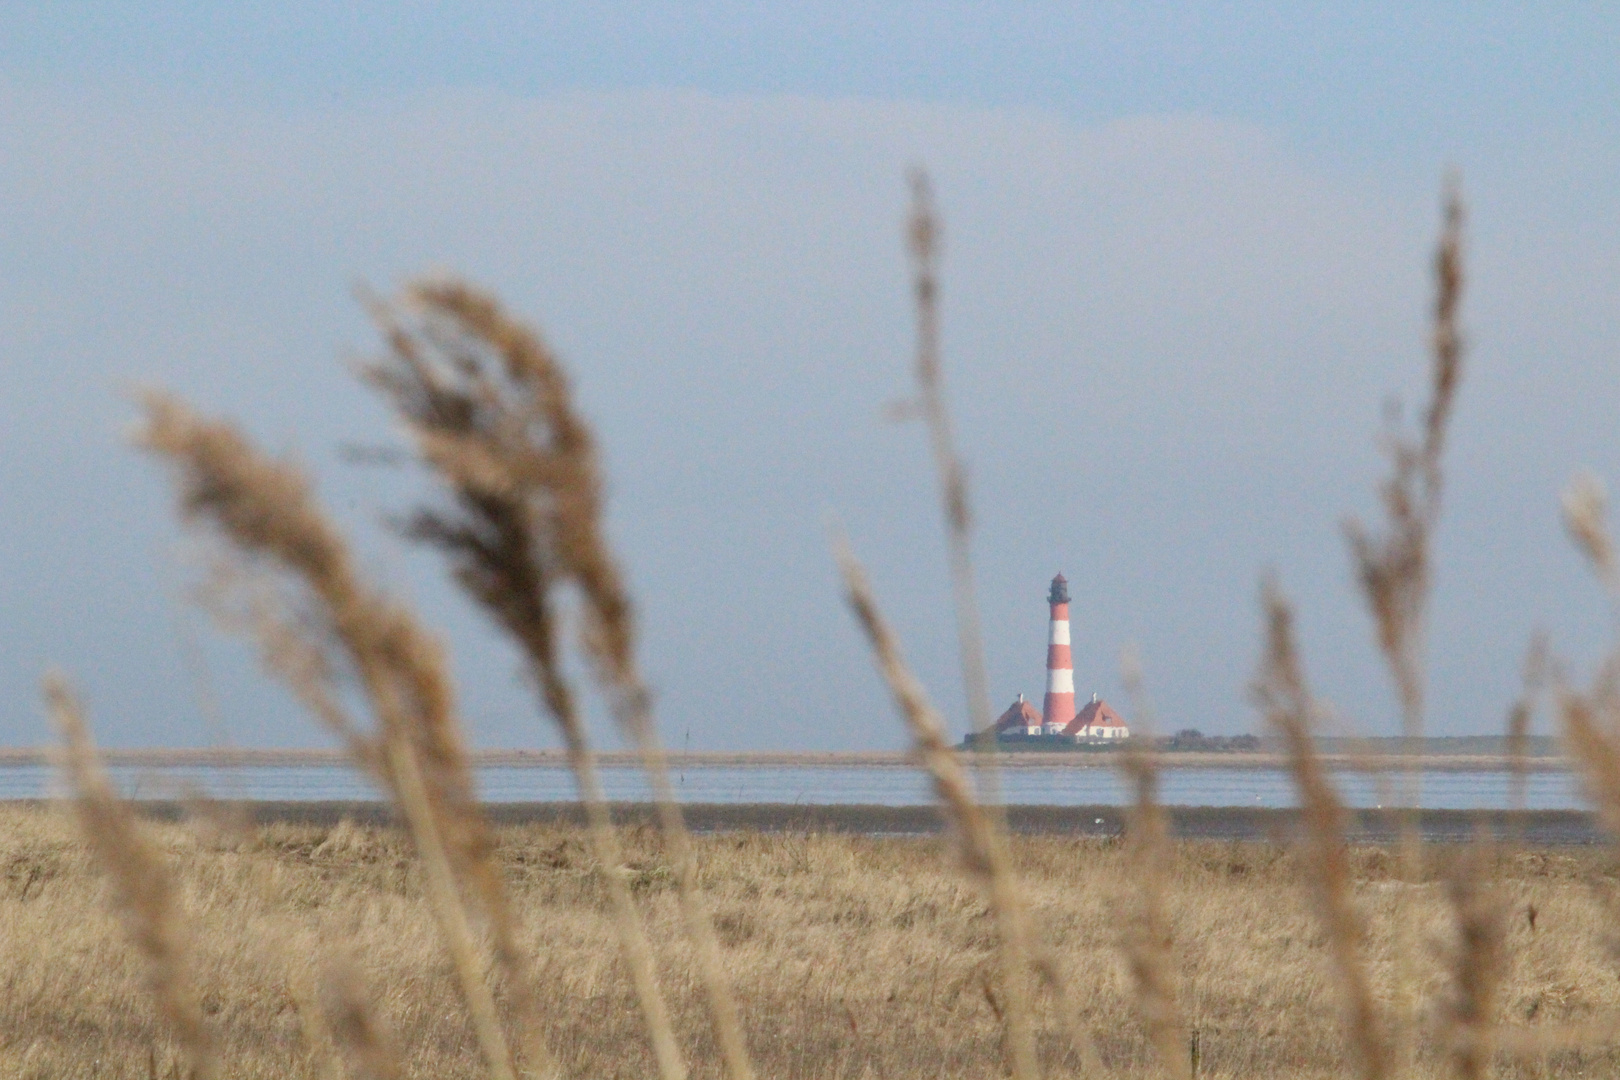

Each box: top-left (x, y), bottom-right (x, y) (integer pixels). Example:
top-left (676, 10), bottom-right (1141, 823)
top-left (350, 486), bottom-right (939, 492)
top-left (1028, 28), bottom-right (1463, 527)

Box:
top-left (903, 171), bottom-right (997, 750)
top-left (1119, 653), bottom-right (1190, 1080)
top-left (1119, 754), bottom-right (1190, 1080)
top-left (1342, 181), bottom-right (1466, 1065)
top-left (363, 282), bottom-right (728, 1080)
top-left (1506, 636), bottom-right (1548, 827)
top-left (136, 395), bottom-right (546, 1080)
top-left (876, 172), bottom-right (1109, 1077)
top-left (44, 672), bottom-right (219, 1080)
top-left (836, 542), bottom-right (1041, 1080)
top-left (1254, 583), bottom-right (1389, 1080)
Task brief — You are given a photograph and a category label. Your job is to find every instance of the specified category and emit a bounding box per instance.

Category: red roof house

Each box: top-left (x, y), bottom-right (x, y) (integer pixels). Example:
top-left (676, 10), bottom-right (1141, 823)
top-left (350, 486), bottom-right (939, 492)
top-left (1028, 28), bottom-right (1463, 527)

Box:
top-left (993, 694), bottom-right (1044, 734)
top-left (1063, 697), bottom-right (1129, 740)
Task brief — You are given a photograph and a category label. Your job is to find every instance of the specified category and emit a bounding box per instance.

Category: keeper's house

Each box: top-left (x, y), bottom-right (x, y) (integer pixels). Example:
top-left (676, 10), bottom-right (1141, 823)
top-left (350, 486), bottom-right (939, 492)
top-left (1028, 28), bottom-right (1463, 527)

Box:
top-left (986, 693), bottom-right (1129, 745)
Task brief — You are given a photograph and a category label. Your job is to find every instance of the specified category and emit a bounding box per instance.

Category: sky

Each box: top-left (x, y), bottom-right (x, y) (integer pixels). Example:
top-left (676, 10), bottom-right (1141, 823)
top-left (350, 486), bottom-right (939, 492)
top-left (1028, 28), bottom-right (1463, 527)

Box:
top-left (2, 4), bottom-right (1618, 751)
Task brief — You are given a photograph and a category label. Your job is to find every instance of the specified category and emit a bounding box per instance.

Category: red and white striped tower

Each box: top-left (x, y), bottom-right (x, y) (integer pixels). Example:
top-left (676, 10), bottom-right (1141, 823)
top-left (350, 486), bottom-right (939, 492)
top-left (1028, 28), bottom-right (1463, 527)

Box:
top-left (1041, 574), bottom-right (1075, 732)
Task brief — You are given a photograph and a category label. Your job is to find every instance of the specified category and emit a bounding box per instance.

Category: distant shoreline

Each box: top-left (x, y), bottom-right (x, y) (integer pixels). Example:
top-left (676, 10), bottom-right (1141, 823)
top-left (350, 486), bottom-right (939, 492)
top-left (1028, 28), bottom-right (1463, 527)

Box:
top-left (0, 745), bottom-right (1575, 773)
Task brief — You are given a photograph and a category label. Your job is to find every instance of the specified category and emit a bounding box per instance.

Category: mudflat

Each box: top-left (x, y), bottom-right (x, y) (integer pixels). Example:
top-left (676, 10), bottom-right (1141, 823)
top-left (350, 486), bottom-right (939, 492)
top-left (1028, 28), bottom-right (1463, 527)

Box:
top-left (32, 798), bottom-right (1606, 846)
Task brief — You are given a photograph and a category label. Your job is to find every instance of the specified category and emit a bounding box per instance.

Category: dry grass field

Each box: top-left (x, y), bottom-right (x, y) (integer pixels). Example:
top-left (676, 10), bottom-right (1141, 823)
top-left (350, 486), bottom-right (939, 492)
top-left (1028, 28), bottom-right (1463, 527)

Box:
top-left (4, 804), bottom-right (1620, 1079)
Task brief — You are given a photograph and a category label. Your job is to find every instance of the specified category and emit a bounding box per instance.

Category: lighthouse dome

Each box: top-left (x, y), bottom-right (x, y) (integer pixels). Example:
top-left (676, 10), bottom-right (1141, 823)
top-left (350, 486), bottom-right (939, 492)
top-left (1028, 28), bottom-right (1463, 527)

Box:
top-left (1048, 573), bottom-right (1070, 605)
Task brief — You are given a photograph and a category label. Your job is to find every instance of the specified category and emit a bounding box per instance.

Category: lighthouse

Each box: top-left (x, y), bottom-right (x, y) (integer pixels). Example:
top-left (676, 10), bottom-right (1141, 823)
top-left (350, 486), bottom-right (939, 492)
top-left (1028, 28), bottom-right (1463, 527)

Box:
top-left (983, 572), bottom-right (1132, 747)
top-left (1041, 573), bottom-right (1075, 734)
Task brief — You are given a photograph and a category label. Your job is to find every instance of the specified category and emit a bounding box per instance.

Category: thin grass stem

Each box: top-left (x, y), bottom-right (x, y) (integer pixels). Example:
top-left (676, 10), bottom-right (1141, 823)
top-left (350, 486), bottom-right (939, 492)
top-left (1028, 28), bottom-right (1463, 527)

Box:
top-left (837, 541), bottom-right (1041, 1080)
top-left (1120, 654), bottom-right (1190, 1080)
top-left (1254, 583), bottom-right (1389, 1080)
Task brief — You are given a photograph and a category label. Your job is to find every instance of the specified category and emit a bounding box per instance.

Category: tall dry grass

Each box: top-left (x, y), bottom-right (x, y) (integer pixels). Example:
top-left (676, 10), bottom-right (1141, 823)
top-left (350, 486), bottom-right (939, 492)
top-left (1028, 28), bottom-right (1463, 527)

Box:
top-left (837, 544), bottom-right (1043, 1079)
top-left (363, 281), bottom-right (756, 1080)
top-left (1253, 586), bottom-right (1388, 1080)
top-left (135, 395), bottom-right (548, 1080)
top-left (1118, 652), bottom-right (1191, 1080)
top-left (44, 675), bottom-right (218, 1080)
top-left (1245, 185), bottom-right (1540, 1080)
top-left (831, 170), bottom-right (1059, 1079)
top-left (1344, 188), bottom-right (1466, 1064)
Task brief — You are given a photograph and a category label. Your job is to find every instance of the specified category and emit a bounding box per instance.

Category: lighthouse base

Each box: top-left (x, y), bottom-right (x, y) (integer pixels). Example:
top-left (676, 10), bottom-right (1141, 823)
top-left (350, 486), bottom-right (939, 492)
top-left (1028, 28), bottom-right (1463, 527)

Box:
top-left (959, 731), bottom-right (1127, 752)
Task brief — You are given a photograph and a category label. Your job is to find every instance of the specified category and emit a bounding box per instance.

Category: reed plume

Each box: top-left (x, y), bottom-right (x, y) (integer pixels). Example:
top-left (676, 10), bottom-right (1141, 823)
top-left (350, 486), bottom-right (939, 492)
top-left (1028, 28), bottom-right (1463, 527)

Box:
top-left (362, 280), bottom-right (729, 1080)
top-left (1506, 635), bottom-right (1548, 818)
top-left (836, 543), bottom-right (1040, 1080)
top-left (1344, 182), bottom-right (1465, 748)
top-left (902, 170), bottom-right (995, 741)
top-left (1562, 470), bottom-right (1618, 602)
top-left (1549, 468), bottom-right (1620, 1080)
top-left (44, 672), bottom-right (219, 1080)
top-left (1556, 471), bottom-right (1620, 836)
top-left (135, 394), bottom-right (543, 1080)
top-left (1340, 181), bottom-right (1466, 1064)
top-left (1253, 582), bottom-right (1389, 1080)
